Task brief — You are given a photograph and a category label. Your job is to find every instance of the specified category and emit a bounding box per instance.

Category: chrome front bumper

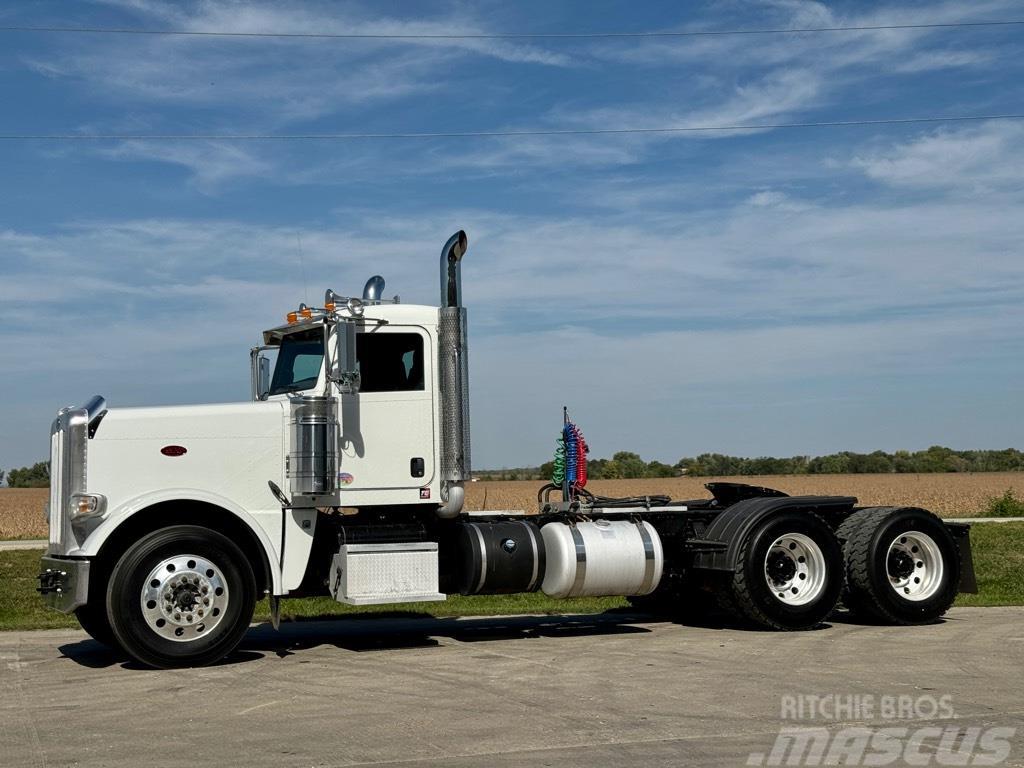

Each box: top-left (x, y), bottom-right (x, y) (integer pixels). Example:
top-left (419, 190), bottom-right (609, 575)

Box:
top-left (38, 556), bottom-right (90, 613)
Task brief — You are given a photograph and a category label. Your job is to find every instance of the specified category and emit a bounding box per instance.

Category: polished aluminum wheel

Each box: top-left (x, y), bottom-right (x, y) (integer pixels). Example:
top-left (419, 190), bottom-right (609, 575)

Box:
top-left (764, 533), bottom-right (828, 606)
top-left (140, 555), bottom-right (229, 642)
top-left (886, 531), bottom-right (944, 602)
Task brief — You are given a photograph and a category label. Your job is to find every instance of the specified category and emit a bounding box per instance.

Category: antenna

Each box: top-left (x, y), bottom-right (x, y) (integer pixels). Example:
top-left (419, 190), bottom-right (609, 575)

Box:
top-left (295, 232), bottom-right (308, 304)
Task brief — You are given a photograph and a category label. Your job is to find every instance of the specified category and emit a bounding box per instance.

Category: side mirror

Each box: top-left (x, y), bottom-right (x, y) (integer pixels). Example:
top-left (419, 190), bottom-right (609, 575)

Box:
top-left (258, 357), bottom-right (271, 400)
top-left (250, 347), bottom-right (274, 401)
top-left (327, 320), bottom-right (360, 394)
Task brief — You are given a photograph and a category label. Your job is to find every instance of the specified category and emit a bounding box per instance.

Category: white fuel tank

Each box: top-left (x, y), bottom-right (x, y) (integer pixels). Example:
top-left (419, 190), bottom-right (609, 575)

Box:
top-left (540, 520), bottom-right (664, 599)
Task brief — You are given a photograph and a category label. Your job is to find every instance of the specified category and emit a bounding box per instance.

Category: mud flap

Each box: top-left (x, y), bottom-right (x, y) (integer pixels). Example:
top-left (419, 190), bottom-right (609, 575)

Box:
top-left (945, 522), bottom-right (977, 594)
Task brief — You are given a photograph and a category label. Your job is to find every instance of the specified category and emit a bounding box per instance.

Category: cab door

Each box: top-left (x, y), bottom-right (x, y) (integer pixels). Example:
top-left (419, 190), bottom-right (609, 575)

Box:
top-left (338, 325), bottom-right (435, 501)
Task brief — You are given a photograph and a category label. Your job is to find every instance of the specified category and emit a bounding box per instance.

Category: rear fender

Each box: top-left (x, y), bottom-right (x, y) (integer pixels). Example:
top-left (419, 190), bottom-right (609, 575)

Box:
top-left (692, 495), bottom-right (857, 572)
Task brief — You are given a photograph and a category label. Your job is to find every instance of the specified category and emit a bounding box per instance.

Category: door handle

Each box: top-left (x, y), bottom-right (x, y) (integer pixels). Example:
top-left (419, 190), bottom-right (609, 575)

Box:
top-left (410, 457), bottom-right (425, 478)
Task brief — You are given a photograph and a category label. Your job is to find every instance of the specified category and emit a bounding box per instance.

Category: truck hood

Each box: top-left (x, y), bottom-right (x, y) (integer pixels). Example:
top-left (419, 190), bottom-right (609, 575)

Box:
top-left (93, 401), bottom-right (287, 441)
top-left (85, 401), bottom-right (288, 525)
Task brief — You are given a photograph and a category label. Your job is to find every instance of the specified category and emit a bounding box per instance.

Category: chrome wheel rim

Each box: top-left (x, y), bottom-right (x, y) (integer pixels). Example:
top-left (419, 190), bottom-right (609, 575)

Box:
top-left (141, 555), bottom-right (229, 642)
top-left (886, 531), bottom-right (944, 602)
top-left (764, 533), bottom-right (827, 606)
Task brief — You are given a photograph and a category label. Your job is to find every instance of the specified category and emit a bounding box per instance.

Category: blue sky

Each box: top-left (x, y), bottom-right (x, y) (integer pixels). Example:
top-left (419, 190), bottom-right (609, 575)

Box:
top-left (1, 0), bottom-right (1023, 472)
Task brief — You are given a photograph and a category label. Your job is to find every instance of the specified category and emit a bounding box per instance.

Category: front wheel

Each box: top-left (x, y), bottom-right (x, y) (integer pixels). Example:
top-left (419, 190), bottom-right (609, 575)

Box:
top-left (717, 511), bottom-right (844, 630)
top-left (106, 525), bottom-right (256, 669)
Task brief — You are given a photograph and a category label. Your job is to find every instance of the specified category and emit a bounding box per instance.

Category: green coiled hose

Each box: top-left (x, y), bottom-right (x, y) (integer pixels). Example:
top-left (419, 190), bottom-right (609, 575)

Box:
top-left (551, 435), bottom-right (566, 485)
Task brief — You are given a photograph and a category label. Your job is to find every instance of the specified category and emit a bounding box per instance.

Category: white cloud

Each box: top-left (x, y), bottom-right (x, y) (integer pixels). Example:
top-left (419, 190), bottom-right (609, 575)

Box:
top-left (34, 0), bottom-right (572, 122)
top-left (746, 190), bottom-right (812, 211)
top-left (891, 49), bottom-right (993, 74)
top-left (852, 121), bottom-right (1024, 192)
top-left (100, 140), bottom-right (274, 190)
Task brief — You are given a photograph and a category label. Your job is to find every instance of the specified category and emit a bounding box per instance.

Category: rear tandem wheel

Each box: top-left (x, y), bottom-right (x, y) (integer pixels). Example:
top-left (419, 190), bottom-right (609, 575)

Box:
top-left (837, 507), bottom-right (960, 625)
top-left (715, 510), bottom-right (844, 630)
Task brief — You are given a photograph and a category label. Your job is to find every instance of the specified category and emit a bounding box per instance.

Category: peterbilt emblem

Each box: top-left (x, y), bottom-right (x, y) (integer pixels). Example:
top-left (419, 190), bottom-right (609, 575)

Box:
top-left (160, 445), bottom-right (187, 457)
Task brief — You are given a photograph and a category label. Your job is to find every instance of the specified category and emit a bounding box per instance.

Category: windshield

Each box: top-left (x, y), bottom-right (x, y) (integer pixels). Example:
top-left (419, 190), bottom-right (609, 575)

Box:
top-left (269, 328), bottom-right (324, 395)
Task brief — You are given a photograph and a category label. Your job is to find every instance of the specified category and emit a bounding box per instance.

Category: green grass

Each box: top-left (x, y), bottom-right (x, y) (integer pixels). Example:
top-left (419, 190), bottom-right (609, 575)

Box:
top-left (2, 522), bottom-right (1021, 631)
top-left (984, 489), bottom-right (1024, 518)
top-left (953, 522), bottom-right (1024, 606)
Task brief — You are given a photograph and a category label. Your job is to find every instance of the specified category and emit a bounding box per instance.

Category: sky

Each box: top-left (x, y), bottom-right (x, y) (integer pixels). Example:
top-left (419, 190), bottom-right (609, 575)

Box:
top-left (1, 0), bottom-right (1023, 473)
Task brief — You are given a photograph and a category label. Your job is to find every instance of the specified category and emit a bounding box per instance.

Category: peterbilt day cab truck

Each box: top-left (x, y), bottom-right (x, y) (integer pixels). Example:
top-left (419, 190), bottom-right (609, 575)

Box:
top-left (39, 231), bottom-right (977, 668)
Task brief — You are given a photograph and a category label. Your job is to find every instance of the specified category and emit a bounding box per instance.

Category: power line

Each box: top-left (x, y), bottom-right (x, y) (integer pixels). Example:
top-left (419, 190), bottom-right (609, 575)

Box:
top-left (1, 114), bottom-right (1022, 142)
top-left (0, 20), bottom-right (1023, 41)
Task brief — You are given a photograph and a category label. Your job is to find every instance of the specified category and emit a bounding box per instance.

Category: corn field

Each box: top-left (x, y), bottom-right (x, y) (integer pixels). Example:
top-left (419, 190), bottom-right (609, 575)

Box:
top-left (3, 473), bottom-right (1022, 539)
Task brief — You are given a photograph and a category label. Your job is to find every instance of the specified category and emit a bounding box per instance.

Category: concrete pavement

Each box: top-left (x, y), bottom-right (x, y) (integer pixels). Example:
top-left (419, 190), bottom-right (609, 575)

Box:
top-left (1, 607), bottom-right (1023, 767)
top-left (0, 539), bottom-right (46, 551)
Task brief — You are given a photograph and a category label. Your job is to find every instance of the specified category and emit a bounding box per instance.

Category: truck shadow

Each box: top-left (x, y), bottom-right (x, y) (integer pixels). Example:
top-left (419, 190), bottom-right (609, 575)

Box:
top-left (241, 611), bottom-right (655, 657)
top-left (57, 611), bottom-right (654, 669)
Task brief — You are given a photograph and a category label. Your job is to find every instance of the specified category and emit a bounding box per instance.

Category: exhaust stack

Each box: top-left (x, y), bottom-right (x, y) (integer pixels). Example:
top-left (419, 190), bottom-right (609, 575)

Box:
top-left (437, 230), bottom-right (471, 518)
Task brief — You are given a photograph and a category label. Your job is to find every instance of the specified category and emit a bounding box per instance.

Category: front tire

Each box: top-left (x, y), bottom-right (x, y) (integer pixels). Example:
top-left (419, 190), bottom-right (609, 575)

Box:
top-left (106, 525), bottom-right (256, 669)
top-left (838, 507), bottom-right (959, 625)
top-left (718, 511), bottom-right (844, 630)
top-left (75, 602), bottom-right (119, 649)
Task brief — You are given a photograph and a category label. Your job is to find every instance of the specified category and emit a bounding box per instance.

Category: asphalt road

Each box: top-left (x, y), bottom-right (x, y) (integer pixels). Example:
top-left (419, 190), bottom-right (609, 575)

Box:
top-left (2, 607), bottom-right (1022, 767)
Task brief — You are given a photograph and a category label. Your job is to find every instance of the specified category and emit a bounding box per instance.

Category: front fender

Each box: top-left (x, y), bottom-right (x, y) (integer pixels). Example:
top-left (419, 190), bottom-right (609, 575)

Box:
top-left (693, 495), bottom-right (857, 572)
top-left (73, 487), bottom-right (283, 594)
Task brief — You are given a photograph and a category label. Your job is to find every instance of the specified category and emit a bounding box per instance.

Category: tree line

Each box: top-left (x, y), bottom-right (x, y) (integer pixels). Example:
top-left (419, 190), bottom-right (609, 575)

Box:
top-left (678, 447), bottom-right (1024, 476)
top-left (477, 446), bottom-right (1024, 481)
top-left (4, 447), bottom-right (1024, 487)
top-left (1, 461), bottom-right (50, 488)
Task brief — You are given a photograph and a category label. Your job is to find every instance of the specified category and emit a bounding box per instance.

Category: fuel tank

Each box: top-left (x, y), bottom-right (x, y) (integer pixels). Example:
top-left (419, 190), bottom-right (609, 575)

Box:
top-left (456, 520), bottom-right (545, 595)
top-left (540, 520), bottom-right (663, 598)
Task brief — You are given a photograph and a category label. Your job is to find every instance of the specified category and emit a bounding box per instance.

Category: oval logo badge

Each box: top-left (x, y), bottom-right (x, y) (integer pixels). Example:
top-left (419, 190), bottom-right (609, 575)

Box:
top-left (338, 472), bottom-right (354, 486)
top-left (160, 445), bottom-right (188, 457)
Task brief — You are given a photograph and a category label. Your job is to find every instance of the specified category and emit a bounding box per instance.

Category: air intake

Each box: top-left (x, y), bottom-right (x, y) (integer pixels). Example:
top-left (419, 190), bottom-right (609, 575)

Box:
top-left (362, 275), bottom-right (386, 303)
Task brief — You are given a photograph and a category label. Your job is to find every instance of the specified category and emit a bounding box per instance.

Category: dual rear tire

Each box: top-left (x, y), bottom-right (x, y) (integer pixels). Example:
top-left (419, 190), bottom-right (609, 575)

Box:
top-left (837, 507), bottom-right (959, 624)
top-left (712, 506), bottom-right (959, 630)
top-left (717, 511), bottom-right (845, 630)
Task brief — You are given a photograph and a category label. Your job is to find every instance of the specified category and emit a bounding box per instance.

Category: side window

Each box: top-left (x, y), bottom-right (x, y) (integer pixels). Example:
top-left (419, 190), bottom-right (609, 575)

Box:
top-left (357, 333), bottom-right (425, 393)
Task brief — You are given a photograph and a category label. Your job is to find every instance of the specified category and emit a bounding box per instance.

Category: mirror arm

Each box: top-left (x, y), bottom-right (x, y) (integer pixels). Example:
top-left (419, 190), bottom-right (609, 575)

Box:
top-left (325, 318), bottom-right (361, 395)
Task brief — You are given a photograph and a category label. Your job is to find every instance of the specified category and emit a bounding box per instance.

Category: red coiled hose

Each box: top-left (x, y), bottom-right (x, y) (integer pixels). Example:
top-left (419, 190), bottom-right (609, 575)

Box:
top-left (572, 424), bottom-right (588, 488)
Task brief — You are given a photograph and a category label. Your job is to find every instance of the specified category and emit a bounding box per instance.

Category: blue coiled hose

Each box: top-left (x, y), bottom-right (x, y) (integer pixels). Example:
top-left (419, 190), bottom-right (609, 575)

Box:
top-left (564, 423), bottom-right (578, 486)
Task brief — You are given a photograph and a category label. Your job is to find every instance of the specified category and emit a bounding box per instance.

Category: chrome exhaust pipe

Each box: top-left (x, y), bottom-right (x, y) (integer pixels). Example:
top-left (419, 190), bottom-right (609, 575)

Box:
top-left (440, 230), bottom-right (468, 308)
top-left (437, 230), bottom-right (470, 519)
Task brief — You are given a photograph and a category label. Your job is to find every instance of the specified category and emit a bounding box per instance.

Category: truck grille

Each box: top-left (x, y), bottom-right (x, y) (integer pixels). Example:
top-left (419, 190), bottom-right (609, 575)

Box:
top-left (46, 397), bottom-right (104, 554)
top-left (48, 427), bottom-right (64, 547)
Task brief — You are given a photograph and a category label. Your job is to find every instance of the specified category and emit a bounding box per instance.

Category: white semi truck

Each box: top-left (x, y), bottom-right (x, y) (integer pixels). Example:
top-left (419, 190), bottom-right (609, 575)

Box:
top-left (39, 231), bottom-right (977, 668)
